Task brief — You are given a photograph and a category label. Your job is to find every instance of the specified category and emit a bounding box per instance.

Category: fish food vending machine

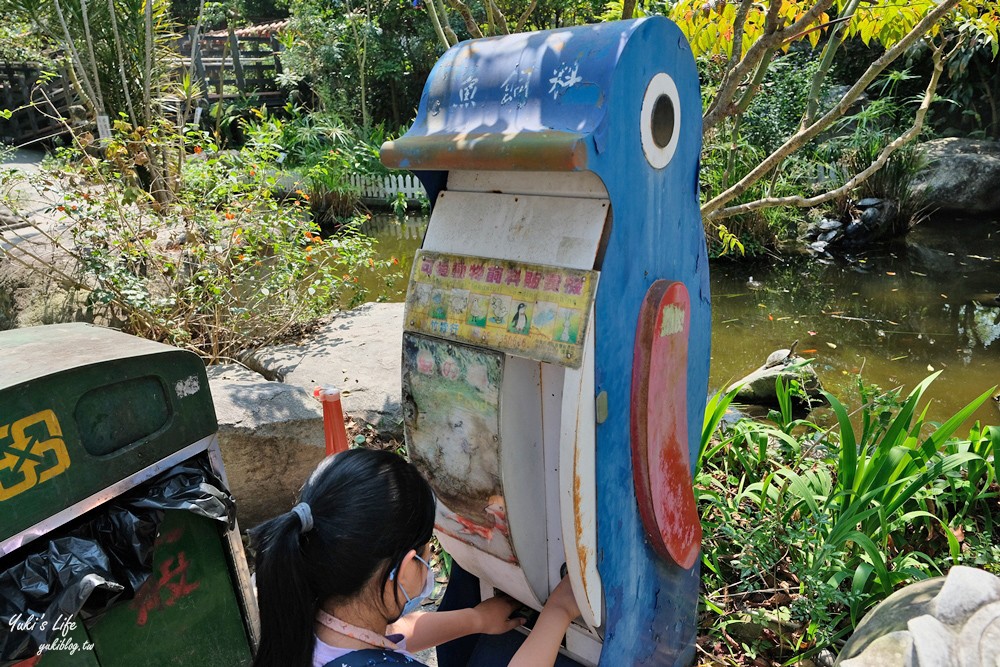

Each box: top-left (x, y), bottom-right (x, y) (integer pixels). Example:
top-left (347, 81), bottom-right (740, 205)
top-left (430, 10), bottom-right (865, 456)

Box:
top-left (382, 17), bottom-right (710, 667)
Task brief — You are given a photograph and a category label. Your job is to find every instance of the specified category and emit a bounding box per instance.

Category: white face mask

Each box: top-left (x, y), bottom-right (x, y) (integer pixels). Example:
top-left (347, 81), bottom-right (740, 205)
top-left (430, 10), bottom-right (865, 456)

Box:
top-left (390, 554), bottom-right (434, 617)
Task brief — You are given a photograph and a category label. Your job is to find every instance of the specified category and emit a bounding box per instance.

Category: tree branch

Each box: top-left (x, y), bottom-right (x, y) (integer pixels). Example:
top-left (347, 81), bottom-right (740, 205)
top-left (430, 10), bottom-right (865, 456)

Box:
top-left (77, 0), bottom-right (106, 113)
top-left (423, 0), bottom-right (452, 50)
top-left (802, 0), bottom-right (862, 128)
top-left (703, 0), bottom-right (837, 132)
top-left (729, 0), bottom-right (754, 67)
top-left (702, 0), bottom-right (961, 220)
top-left (515, 0), bottom-right (537, 32)
top-left (621, 0), bottom-right (637, 21)
top-left (707, 41), bottom-right (945, 220)
top-left (108, 0), bottom-right (139, 125)
top-left (446, 0), bottom-right (483, 39)
top-left (50, 0), bottom-right (101, 117)
top-left (487, 0), bottom-right (509, 34)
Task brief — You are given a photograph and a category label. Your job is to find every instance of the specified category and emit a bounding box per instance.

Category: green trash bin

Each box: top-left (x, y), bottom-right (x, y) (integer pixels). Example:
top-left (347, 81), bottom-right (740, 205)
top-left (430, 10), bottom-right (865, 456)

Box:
top-left (0, 323), bottom-right (258, 666)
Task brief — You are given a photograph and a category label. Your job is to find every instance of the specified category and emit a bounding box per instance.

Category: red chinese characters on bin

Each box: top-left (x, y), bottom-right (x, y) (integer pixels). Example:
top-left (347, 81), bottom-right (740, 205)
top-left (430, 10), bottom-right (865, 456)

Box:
top-left (129, 528), bottom-right (201, 626)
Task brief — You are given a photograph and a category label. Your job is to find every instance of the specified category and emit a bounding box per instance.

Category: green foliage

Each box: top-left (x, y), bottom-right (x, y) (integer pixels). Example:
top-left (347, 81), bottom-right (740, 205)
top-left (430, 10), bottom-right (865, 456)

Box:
top-left (0, 20), bottom-right (52, 61)
top-left (2, 122), bottom-right (390, 362)
top-left (699, 130), bottom-right (805, 255)
top-left (697, 373), bottom-right (999, 660)
top-left (741, 51), bottom-right (824, 155)
top-left (278, 0), bottom-right (438, 128)
top-left (929, 7), bottom-right (1000, 138)
top-left (1, 0), bottom-right (177, 123)
top-left (226, 106), bottom-right (401, 222)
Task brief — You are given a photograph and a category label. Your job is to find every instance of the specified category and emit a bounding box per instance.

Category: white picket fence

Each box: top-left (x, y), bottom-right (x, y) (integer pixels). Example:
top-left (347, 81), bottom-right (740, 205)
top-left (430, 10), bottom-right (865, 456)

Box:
top-left (347, 173), bottom-right (427, 205)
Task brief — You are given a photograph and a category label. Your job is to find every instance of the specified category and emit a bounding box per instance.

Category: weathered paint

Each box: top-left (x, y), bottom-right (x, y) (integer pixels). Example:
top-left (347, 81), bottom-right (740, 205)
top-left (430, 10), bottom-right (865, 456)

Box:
top-left (381, 132), bottom-right (589, 172)
top-left (630, 281), bottom-right (701, 570)
top-left (386, 17), bottom-right (709, 666)
top-left (586, 20), bottom-right (707, 666)
top-left (559, 317), bottom-right (602, 630)
top-left (405, 251), bottom-right (597, 368)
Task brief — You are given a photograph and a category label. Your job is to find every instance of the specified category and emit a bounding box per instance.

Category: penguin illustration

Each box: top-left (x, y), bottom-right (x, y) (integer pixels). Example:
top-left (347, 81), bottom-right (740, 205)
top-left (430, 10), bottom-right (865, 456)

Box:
top-left (510, 303), bottom-right (529, 334)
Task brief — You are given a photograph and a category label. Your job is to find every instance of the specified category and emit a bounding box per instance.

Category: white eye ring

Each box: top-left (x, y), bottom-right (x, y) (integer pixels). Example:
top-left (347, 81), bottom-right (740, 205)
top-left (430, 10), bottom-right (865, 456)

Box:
top-left (640, 72), bottom-right (681, 170)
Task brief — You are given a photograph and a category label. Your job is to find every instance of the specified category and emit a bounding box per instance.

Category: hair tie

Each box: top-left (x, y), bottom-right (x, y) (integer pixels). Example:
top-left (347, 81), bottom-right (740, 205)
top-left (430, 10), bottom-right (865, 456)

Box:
top-left (291, 502), bottom-right (314, 534)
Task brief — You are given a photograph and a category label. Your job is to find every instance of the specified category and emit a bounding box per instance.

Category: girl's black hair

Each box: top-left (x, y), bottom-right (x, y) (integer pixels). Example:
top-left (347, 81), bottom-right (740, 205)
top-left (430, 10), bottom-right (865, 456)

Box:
top-left (250, 448), bottom-right (436, 667)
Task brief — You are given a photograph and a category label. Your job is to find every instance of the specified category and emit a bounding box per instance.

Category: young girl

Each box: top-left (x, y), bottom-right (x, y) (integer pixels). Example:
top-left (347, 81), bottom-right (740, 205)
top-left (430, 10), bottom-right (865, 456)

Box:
top-left (251, 448), bottom-right (581, 667)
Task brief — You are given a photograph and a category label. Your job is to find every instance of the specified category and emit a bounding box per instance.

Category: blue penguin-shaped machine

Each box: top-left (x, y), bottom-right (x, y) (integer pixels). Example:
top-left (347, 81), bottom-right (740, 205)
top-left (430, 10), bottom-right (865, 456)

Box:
top-left (383, 17), bottom-right (710, 666)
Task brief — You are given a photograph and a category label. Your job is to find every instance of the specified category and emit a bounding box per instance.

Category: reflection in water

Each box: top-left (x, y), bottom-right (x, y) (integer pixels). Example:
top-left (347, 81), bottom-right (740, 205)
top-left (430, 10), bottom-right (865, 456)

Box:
top-left (362, 213), bottom-right (1000, 426)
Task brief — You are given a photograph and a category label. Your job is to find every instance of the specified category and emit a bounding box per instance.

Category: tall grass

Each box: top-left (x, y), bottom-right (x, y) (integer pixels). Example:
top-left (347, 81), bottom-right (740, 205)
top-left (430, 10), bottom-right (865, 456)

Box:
top-left (696, 372), bottom-right (998, 661)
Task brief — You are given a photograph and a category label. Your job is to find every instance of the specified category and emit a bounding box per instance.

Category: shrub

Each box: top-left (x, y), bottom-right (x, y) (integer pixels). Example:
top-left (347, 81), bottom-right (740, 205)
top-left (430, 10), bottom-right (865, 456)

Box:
top-left (697, 372), bottom-right (998, 661)
top-left (0, 124), bottom-right (390, 362)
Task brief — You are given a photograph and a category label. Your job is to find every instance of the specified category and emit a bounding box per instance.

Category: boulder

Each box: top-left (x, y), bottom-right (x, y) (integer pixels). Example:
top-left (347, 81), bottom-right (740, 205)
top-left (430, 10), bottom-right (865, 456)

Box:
top-left (836, 566), bottom-right (1000, 667)
top-left (205, 303), bottom-right (408, 526)
top-left (726, 358), bottom-right (824, 407)
top-left (246, 302), bottom-right (406, 438)
top-left (912, 138), bottom-right (1000, 213)
top-left (208, 365), bottom-right (326, 528)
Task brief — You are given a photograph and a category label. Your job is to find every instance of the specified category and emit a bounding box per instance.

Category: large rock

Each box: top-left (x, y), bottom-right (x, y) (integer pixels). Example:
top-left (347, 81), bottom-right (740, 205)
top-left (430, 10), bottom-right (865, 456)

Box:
top-left (208, 364), bottom-right (327, 528)
top-left (912, 138), bottom-right (1000, 213)
top-left (247, 302), bottom-right (406, 438)
top-left (836, 566), bottom-right (1000, 667)
top-left (726, 359), bottom-right (824, 407)
top-left (205, 303), bottom-right (407, 525)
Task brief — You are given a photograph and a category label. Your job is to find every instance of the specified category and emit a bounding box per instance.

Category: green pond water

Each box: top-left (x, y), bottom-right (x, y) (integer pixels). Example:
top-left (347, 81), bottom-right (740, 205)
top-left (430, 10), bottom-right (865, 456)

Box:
top-left (361, 212), bottom-right (1000, 427)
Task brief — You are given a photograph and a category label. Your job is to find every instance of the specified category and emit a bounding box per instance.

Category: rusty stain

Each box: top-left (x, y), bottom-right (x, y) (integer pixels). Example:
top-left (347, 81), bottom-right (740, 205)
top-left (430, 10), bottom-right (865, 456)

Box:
top-left (573, 443), bottom-right (587, 576)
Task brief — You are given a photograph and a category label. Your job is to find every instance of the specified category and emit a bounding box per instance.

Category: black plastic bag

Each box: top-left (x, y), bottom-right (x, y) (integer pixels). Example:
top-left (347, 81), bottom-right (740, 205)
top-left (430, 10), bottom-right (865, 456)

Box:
top-left (0, 455), bottom-right (235, 663)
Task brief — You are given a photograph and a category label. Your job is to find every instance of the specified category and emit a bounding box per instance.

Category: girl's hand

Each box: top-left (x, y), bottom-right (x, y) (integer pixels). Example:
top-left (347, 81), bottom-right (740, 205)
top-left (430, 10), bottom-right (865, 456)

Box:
top-left (473, 594), bottom-right (525, 635)
top-left (543, 576), bottom-right (581, 623)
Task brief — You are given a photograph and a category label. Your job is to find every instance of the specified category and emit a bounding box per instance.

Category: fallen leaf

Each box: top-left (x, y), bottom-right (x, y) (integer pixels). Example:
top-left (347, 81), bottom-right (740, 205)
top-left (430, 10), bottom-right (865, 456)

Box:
top-left (826, 342), bottom-right (837, 349)
top-left (801, 349), bottom-right (817, 354)
top-left (808, 330), bottom-right (818, 336)
top-left (886, 271), bottom-right (896, 276)
top-left (927, 364), bottom-right (934, 372)
top-left (941, 294), bottom-right (948, 298)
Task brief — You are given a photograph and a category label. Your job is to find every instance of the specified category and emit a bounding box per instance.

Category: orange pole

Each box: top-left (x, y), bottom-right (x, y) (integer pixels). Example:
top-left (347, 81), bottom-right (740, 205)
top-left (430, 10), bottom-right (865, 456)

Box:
top-left (313, 386), bottom-right (350, 456)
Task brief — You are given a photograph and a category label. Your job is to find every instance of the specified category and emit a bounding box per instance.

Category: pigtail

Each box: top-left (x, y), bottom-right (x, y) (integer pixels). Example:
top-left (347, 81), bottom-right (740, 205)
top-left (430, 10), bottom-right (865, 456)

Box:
top-left (249, 449), bottom-right (436, 667)
top-left (250, 511), bottom-right (317, 667)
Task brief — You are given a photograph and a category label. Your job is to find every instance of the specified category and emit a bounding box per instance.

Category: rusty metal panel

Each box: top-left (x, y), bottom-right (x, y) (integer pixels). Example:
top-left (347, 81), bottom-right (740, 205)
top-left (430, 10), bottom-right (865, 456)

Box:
top-left (402, 333), bottom-right (544, 608)
top-left (585, 19), bottom-right (708, 666)
top-left (379, 23), bottom-right (645, 173)
top-left (387, 16), bottom-right (709, 666)
top-left (499, 356), bottom-right (548, 603)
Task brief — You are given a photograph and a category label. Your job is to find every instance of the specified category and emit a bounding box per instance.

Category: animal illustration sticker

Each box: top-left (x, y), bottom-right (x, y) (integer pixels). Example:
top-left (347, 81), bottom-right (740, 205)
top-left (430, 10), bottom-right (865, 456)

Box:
top-left (630, 281), bottom-right (701, 569)
top-left (404, 251), bottom-right (597, 368)
top-left (402, 333), bottom-right (518, 563)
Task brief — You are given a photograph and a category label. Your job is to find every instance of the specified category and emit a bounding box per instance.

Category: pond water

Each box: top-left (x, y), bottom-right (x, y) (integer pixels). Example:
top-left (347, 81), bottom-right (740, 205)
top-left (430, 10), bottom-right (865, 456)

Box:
top-left (360, 213), bottom-right (1000, 427)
